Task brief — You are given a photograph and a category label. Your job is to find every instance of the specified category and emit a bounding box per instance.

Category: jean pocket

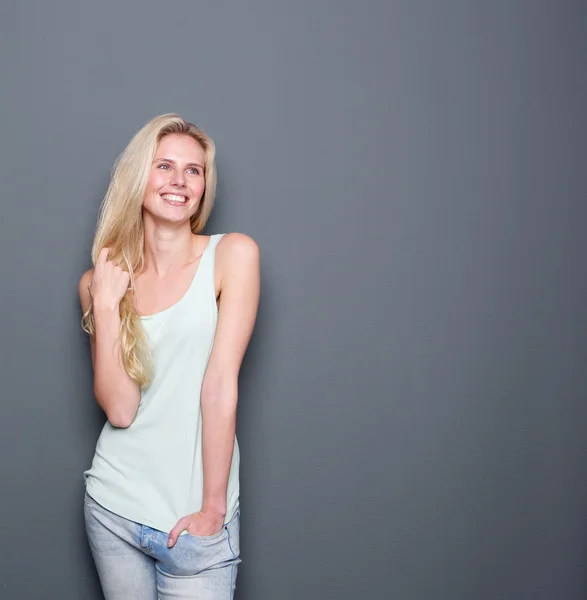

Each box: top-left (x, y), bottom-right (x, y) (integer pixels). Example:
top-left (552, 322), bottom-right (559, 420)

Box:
top-left (184, 506), bottom-right (240, 541)
top-left (184, 524), bottom-right (228, 541)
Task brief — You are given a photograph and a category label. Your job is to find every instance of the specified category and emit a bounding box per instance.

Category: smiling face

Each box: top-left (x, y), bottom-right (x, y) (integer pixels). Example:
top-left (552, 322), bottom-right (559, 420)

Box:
top-left (142, 133), bottom-right (207, 224)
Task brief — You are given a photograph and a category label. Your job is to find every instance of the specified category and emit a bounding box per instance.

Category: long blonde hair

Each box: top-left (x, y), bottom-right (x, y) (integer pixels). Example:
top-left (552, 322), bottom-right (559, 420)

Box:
top-left (81, 114), bottom-right (217, 388)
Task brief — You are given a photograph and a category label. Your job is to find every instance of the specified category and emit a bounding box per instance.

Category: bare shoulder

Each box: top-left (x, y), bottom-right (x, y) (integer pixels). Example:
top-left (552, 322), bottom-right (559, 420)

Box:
top-left (217, 232), bottom-right (259, 256)
top-left (79, 267), bottom-right (94, 311)
top-left (217, 232), bottom-right (260, 267)
top-left (216, 233), bottom-right (260, 288)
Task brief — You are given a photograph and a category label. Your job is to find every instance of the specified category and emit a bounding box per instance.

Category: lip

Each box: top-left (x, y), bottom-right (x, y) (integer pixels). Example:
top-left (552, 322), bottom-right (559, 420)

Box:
top-left (160, 192), bottom-right (188, 198)
top-left (160, 193), bottom-right (189, 204)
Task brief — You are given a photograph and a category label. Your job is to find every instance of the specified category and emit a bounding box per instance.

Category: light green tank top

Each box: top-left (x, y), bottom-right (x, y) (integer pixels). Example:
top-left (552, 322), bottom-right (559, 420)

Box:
top-left (84, 233), bottom-right (240, 532)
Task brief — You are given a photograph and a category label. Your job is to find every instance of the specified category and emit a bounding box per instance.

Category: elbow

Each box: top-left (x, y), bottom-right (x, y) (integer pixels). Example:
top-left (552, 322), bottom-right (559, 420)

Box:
top-left (107, 411), bottom-right (135, 429)
top-left (94, 386), bottom-right (138, 428)
top-left (201, 376), bottom-right (238, 404)
top-left (201, 388), bottom-right (238, 415)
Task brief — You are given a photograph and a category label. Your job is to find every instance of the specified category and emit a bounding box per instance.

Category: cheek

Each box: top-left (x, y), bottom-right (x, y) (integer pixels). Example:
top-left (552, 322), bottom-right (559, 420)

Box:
top-left (147, 170), bottom-right (166, 191)
top-left (143, 173), bottom-right (163, 205)
top-left (191, 177), bottom-right (206, 197)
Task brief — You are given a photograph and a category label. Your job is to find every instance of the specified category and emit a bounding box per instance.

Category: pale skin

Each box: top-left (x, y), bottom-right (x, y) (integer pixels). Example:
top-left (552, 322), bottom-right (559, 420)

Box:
top-left (78, 133), bottom-right (260, 548)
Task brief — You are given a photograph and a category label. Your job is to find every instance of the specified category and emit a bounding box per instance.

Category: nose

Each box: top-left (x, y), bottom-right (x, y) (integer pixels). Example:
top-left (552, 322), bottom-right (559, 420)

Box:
top-left (170, 168), bottom-right (186, 187)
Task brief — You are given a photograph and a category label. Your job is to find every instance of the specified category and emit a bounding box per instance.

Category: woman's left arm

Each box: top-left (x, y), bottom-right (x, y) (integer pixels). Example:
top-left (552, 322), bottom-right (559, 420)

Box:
top-left (200, 232), bottom-right (260, 517)
top-left (168, 233), bottom-right (260, 546)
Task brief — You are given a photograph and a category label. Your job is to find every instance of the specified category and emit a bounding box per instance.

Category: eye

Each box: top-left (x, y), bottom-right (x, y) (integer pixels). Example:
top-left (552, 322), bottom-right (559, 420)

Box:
top-left (158, 163), bottom-right (171, 170)
top-left (187, 167), bottom-right (201, 175)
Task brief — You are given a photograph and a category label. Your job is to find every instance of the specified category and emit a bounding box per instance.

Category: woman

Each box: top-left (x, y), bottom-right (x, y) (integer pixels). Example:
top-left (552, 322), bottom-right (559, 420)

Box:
top-left (79, 114), bottom-right (260, 599)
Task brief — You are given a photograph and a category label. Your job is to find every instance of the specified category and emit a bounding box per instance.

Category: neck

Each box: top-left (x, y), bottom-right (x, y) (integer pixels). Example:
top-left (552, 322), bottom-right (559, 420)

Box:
top-left (142, 215), bottom-right (201, 278)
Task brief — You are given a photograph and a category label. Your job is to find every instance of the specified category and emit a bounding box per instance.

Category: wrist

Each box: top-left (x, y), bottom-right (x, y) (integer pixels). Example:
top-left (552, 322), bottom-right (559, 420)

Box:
top-left (202, 502), bottom-right (226, 519)
top-left (93, 302), bottom-right (121, 318)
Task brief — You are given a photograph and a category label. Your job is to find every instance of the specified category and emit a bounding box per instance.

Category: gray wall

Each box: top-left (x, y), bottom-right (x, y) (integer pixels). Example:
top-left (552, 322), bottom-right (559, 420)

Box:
top-left (0, 1), bottom-right (586, 598)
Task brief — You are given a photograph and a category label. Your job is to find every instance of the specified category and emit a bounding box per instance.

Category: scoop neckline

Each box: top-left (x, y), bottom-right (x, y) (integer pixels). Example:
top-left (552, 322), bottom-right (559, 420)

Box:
top-left (138, 235), bottom-right (214, 320)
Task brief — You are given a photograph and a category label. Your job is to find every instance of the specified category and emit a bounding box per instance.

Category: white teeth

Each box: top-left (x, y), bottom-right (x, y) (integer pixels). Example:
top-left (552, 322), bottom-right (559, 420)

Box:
top-left (161, 194), bottom-right (187, 203)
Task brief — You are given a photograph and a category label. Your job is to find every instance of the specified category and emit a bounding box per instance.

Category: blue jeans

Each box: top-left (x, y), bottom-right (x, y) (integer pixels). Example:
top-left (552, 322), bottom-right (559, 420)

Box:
top-left (84, 491), bottom-right (241, 599)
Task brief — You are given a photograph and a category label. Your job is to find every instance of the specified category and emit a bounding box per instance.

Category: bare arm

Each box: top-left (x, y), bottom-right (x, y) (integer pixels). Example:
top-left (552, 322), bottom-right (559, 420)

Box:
top-left (199, 233), bottom-right (261, 518)
top-left (79, 261), bottom-right (141, 428)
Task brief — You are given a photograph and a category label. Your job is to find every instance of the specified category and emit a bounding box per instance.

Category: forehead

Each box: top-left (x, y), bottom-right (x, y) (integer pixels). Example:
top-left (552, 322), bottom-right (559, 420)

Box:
top-left (155, 133), bottom-right (205, 162)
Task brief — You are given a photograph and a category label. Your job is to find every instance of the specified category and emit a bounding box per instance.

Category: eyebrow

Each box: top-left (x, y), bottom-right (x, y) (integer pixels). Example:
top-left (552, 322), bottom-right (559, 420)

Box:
top-left (154, 157), bottom-right (204, 170)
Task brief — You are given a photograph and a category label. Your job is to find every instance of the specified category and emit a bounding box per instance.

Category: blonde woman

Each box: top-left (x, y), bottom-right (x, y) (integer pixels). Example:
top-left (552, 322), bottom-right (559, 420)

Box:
top-left (79, 114), bottom-right (260, 599)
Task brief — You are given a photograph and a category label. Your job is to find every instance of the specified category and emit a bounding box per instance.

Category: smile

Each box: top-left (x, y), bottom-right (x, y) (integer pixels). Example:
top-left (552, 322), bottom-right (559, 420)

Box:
top-left (160, 194), bottom-right (188, 205)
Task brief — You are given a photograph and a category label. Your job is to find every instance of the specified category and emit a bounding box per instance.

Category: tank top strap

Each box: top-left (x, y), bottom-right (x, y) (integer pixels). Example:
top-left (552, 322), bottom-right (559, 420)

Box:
top-left (209, 233), bottom-right (226, 250)
top-left (198, 233), bottom-right (224, 270)
top-left (205, 233), bottom-right (225, 267)
top-left (196, 233), bottom-right (225, 295)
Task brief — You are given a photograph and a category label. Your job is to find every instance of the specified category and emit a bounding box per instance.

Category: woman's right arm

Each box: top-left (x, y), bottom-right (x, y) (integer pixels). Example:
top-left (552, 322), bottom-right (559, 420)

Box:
top-left (79, 252), bottom-right (141, 428)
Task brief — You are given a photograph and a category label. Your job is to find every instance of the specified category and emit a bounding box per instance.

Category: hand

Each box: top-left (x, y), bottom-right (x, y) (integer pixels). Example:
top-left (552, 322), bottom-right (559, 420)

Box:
top-left (167, 510), bottom-right (225, 548)
top-left (89, 247), bottom-right (131, 311)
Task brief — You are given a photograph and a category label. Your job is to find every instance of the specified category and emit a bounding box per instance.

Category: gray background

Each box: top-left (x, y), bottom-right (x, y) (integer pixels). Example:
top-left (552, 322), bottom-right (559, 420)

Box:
top-left (0, 1), bottom-right (586, 598)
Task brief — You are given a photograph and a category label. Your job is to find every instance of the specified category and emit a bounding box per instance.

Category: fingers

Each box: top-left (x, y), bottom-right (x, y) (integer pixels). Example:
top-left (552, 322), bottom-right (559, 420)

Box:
top-left (96, 248), bottom-right (129, 277)
top-left (167, 517), bottom-right (189, 548)
top-left (96, 247), bottom-right (110, 264)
